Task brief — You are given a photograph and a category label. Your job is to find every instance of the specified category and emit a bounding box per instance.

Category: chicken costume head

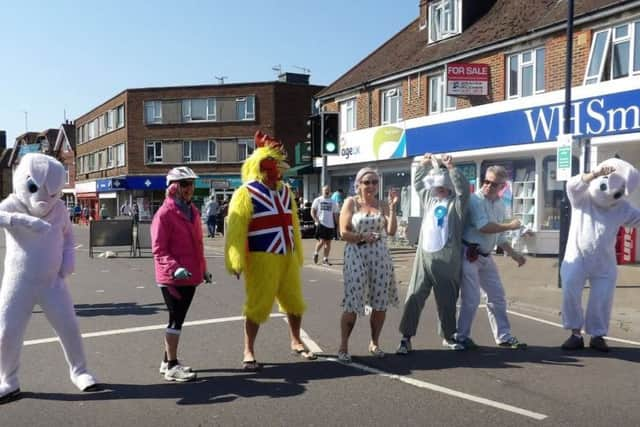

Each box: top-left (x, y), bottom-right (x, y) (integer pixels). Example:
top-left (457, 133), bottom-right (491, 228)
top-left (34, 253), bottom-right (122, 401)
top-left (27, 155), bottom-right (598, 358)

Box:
top-left (14, 153), bottom-right (65, 218)
top-left (242, 131), bottom-right (290, 188)
top-left (588, 158), bottom-right (639, 208)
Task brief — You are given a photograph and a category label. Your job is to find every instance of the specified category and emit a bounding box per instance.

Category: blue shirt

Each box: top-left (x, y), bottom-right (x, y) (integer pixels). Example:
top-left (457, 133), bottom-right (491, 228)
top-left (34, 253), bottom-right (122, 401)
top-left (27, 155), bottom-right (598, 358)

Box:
top-left (462, 192), bottom-right (509, 254)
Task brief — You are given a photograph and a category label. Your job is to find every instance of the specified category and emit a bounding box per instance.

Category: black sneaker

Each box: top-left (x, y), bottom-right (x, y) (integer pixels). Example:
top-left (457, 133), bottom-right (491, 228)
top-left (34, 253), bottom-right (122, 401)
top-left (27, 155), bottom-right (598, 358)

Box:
top-left (498, 336), bottom-right (528, 349)
top-left (396, 339), bottom-right (412, 355)
top-left (561, 334), bottom-right (585, 350)
top-left (455, 336), bottom-right (479, 350)
top-left (313, 253), bottom-right (319, 264)
top-left (322, 259), bottom-right (332, 266)
top-left (589, 336), bottom-right (610, 352)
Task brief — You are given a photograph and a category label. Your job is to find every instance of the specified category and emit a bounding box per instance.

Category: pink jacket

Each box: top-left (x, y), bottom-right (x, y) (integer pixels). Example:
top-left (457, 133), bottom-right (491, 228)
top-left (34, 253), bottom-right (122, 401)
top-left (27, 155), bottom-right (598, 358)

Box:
top-left (151, 197), bottom-right (206, 286)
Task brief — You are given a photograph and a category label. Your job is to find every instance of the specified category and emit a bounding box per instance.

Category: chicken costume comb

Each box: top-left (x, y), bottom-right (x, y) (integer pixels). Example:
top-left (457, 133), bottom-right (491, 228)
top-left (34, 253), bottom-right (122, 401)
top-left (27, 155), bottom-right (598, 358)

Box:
top-left (241, 130), bottom-right (289, 184)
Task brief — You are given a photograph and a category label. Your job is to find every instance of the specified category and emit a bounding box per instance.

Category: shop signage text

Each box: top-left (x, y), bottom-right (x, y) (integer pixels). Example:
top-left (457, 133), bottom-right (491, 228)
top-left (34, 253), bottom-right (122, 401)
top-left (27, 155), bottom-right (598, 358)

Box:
top-left (446, 63), bottom-right (489, 96)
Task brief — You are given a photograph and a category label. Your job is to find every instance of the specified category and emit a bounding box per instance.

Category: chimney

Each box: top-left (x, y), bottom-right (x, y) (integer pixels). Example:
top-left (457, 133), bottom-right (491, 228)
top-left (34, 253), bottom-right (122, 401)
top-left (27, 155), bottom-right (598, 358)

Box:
top-left (0, 130), bottom-right (6, 150)
top-left (278, 72), bottom-right (309, 85)
top-left (419, 0), bottom-right (428, 31)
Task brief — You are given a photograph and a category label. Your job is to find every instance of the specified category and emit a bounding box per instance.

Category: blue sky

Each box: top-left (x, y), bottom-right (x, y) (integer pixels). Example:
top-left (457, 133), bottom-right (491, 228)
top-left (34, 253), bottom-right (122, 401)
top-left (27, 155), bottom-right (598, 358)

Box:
top-left (0, 0), bottom-right (418, 146)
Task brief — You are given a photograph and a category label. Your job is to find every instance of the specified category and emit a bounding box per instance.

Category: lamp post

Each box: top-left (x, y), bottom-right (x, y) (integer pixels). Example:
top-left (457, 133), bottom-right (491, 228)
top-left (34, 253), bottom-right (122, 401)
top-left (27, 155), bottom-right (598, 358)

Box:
top-left (558, 0), bottom-right (575, 288)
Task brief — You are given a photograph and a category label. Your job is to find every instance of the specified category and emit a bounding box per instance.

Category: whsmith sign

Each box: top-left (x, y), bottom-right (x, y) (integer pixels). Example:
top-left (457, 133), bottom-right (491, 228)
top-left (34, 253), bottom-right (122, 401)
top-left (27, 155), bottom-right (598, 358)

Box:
top-left (406, 87), bottom-right (640, 156)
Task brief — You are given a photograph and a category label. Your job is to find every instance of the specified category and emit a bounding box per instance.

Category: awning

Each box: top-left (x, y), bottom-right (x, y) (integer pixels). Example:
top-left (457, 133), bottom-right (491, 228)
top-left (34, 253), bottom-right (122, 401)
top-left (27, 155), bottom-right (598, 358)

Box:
top-left (284, 164), bottom-right (314, 177)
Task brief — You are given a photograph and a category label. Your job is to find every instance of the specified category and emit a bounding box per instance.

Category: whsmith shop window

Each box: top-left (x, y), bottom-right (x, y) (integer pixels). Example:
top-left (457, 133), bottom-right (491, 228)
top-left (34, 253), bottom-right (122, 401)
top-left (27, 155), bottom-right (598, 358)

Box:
top-left (540, 155), bottom-right (579, 230)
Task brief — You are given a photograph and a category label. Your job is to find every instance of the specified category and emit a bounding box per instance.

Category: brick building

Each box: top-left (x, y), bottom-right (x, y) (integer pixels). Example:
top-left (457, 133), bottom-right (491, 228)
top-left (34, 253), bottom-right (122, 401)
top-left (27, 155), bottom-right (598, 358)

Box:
top-left (316, 0), bottom-right (640, 255)
top-left (74, 74), bottom-right (323, 219)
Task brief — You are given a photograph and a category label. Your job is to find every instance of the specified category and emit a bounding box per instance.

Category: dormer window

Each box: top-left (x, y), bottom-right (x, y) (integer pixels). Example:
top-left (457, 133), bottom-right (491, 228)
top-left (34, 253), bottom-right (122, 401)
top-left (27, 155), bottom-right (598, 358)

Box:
top-left (584, 19), bottom-right (640, 85)
top-left (428, 0), bottom-right (461, 44)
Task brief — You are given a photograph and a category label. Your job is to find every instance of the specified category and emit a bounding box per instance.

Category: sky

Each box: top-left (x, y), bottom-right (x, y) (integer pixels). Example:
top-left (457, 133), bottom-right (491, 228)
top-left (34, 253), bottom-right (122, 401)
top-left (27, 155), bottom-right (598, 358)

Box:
top-left (0, 0), bottom-right (418, 147)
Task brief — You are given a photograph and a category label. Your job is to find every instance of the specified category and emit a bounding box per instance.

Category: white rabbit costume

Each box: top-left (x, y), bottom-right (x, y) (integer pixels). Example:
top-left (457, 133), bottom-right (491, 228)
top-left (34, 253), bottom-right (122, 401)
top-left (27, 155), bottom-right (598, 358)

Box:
top-left (561, 158), bottom-right (640, 341)
top-left (0, 153), bottom-right (97, 402)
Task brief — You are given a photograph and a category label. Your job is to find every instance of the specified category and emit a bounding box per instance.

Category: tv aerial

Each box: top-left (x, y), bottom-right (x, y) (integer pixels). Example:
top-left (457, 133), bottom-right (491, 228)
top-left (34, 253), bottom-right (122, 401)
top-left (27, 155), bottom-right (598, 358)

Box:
top-left (214, 76), bottom-right (228, 85)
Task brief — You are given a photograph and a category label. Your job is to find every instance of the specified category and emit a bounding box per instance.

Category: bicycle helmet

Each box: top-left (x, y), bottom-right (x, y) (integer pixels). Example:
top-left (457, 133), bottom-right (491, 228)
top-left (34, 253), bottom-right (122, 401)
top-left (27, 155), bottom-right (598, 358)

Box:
top-left (166, 166), bottom-right (199, 185)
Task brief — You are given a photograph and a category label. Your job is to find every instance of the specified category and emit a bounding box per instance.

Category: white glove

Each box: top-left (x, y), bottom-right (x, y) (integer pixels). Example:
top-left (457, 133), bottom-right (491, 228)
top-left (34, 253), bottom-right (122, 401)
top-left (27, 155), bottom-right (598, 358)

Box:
top-left (10, 213), bottom-right (51, 233)
top-left (173, 267), bottom-right (192, 280)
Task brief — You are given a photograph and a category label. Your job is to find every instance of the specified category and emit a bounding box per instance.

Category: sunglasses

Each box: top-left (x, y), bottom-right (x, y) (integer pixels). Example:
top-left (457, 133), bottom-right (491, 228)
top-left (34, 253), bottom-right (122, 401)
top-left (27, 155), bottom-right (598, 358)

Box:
top-left (483, 179), bottom-right (505, 189)
top-left (361, 180), bottom-right (379, 185)
top-left (179, 180), bottom-right (195, 188)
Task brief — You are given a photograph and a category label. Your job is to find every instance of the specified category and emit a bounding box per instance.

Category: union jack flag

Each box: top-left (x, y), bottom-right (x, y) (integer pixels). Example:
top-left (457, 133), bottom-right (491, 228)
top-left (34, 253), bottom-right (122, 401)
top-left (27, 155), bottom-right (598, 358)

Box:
top-left (247, 181), bottom-right (295, 254)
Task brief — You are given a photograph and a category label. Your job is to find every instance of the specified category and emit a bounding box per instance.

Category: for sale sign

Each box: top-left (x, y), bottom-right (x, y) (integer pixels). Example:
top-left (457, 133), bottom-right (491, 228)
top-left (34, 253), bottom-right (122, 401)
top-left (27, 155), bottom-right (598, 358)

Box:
top-left (446, 63), bottom-right (489, 96)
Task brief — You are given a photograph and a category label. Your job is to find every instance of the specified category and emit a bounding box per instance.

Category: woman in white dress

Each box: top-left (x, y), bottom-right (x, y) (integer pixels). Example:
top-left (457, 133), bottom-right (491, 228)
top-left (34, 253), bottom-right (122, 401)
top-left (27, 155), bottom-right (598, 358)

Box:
top-left (337, 167), bottom-right (399, 362)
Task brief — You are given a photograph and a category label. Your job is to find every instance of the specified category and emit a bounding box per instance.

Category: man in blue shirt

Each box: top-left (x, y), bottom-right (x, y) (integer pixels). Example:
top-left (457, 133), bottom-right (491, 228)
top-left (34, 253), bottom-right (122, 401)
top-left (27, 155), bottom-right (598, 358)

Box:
top-left (456, 165), bottom-right (528, 350)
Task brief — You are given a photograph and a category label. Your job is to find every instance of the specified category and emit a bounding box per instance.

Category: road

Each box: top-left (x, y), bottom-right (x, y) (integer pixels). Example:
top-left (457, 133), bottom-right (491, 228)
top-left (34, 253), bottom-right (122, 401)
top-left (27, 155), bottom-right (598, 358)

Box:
top-left (0, 225), bottom-right (638, 426)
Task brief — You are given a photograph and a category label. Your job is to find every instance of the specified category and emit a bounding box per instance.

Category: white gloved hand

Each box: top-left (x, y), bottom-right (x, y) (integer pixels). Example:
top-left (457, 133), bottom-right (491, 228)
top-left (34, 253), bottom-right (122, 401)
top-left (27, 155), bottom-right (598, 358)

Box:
top-left (10, 213), bottom-right (51, 233)
top-left (173, 267), bottom-right (192, 280)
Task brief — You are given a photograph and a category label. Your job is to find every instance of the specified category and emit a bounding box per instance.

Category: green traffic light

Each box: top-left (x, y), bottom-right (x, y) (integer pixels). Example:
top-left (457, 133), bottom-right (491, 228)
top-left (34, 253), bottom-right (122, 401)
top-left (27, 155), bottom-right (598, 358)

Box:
top-left (324, 142), bottom-right (337, 153)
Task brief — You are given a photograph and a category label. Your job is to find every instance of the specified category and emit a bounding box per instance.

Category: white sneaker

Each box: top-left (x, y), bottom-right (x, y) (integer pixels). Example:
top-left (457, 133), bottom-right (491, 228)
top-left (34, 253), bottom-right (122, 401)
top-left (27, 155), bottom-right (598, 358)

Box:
top-left (159, 361), bottom-right (192, 375)
top-left (442, 339), bottom-right (464, 351)
top-left (164, 365), bottom-right (197, 382)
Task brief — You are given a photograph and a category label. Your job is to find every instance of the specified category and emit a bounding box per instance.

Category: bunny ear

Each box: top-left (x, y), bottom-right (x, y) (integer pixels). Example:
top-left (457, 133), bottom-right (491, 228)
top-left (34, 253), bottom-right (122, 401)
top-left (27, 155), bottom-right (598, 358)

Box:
top-left (423, 174), bottom-right (436, 190)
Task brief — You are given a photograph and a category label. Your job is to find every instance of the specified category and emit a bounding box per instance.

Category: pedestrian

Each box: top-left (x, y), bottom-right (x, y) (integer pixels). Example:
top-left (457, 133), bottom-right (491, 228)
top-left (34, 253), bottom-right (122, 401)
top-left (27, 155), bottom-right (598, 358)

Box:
top-left (311, 185), bottom-right (339, 265)
top-left (337, 167), bottom-right (399, 362)
top-left (99, 204), bottom-right (108, 220)
top-left (397, 153), bottom-right (469, 354)
top-left (225, 130), bottom-right (315, 372)
top-left (560, 158), bottom-right (640, 352)
top-left (151, 166), bottom-right (212, 382)
top-left (131, 202), bottom-right (139, 224)
top-left (120, 202), bottom-right (130, 216)
top-left (73, 205), bottom-right (81, 223)
top-left (203, 196), bottom-right (219, 237)
top-left (456, 165), bottom-right (528, 350)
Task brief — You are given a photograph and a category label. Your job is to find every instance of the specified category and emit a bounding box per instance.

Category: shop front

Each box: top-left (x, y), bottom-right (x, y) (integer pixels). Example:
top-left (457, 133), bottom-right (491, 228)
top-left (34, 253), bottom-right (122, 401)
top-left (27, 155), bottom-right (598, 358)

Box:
top-left (75, 180), bottom-right (98, 222)
top-left (329, 76), bottom-right (640, 256)
top-left (404, 76), bottom-right (640, 256)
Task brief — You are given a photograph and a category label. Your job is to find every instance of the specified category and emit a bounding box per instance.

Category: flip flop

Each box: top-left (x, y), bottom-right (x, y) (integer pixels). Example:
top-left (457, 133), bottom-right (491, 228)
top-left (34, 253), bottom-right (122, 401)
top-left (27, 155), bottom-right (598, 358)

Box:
top-left (242, 360), bottom-right (262, 372)
top-left (291, 348), bottom-right (318, 360)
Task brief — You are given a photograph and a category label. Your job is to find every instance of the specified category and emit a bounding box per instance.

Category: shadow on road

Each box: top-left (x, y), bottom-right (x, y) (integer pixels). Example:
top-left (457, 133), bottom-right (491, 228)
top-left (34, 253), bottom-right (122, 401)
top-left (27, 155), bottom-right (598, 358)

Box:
top-left (19, 360), bottom-right (367, 405)
top-left (33, 302), bottom-right (167, 317)
top-left (356, 345), bottom-right (640, 375)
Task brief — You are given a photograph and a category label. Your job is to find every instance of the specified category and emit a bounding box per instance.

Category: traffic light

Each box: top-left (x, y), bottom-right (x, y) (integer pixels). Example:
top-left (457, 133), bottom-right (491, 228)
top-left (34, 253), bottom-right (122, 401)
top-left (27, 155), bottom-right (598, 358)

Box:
top-left (306, 114), bottom-right (321, 157)
top-left (321, 112), bottom-right (339, 156)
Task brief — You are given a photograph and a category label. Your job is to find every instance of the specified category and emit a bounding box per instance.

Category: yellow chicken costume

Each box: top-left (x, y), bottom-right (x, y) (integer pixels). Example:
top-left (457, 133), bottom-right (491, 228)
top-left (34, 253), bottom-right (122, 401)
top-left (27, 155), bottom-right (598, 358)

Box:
top-left (225, 131), bottom-right (305, 324)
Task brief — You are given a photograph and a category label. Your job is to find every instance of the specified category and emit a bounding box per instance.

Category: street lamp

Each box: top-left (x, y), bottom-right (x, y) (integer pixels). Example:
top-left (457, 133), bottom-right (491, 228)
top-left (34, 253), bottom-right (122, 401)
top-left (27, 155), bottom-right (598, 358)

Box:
top-left (558, 0), bottom-right (575, 288)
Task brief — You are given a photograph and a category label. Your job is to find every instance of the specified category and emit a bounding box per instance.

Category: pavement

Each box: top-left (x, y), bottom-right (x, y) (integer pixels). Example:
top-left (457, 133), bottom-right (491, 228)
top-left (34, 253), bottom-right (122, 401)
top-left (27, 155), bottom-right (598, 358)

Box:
top-left (287, 236), bottom-right (640, 343)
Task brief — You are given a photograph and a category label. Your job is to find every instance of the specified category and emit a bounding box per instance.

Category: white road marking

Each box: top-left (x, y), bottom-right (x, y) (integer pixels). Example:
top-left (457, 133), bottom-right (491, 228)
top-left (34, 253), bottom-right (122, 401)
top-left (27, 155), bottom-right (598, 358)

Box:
top-left (74, 244), bottom-right (83, 249)
top-left (327, 357), bottom-right (547, 420)
top-left (136, 286), bottom-right (145, 289)
top-left (292, 321), bottom-right (547, 421)
top-left (507, 309), bottom-right (640, 346)
top-left (96, 290), bottom-right (105, 293)
top-left (23, 313), bottom-right (286, 346)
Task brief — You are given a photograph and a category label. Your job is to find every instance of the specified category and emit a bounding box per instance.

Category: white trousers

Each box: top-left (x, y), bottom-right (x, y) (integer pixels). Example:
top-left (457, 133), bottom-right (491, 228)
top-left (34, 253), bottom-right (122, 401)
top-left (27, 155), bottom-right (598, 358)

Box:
top-left (0, 276), bottom-right (91, 395)
top-left (457, 250), bottom-right (512, 343)
top-left (560, 257), bottom-right (617, 337)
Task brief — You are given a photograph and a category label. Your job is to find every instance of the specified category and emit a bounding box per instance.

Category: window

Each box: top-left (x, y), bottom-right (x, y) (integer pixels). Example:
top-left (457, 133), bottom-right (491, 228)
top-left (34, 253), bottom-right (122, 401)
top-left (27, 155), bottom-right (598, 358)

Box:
top-left (507, 47), bottom-right (545, 99)
top-left (182, 98), bottom-right (216, 122)
top-left (88, 153), bottom-right (95, 172)
top-left (381, 87), bottom-right (402, 124)
top-left (115, 143), bottom-right (125, 167)
top-left (183, 140), bottom-right (216, 162)
top-left (107, 146), bottom-right (114, 168)
top-left (584, 20), bottom-right (640, 84)
top-left (146, 141), bottom-right (163, 163)
top-left (117, 105), bottom-right (125, 128)
top-left (98, 115), bottom-right (105, 136)
top-left (340, 99), bottom-right (356, 133)
top-left (238, 138), bottom-right (254, 161)
top-left (428, 0), bottom-right (461, 43)
top-left (64, 165), bottom-right (69, 184)
top-left (144, 101), bottom-right (162, 124)
top-left (107, 110), bottom-right (114, 132)
top-left (428, 74), bottom-right (456, 114)
top-left (236, 96), bottom-right (255, 120)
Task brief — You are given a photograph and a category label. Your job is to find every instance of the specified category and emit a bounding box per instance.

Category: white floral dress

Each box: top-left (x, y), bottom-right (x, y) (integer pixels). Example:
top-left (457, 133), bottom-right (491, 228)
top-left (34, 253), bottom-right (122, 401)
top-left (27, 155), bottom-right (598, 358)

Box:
top-left (341, 210), bottom-right (399, 315)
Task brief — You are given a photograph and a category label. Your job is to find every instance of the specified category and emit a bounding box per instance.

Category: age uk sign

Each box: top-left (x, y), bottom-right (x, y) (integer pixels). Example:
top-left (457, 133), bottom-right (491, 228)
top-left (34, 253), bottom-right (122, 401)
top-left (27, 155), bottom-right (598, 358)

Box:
top-left (446, 63), bottom-right (489, 96)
